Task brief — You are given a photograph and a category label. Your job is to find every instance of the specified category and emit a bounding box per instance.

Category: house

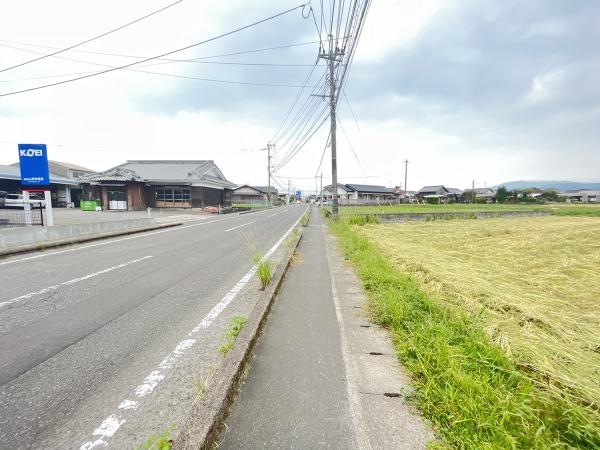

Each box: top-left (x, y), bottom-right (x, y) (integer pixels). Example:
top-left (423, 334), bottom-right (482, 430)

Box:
top-left (323, 183), bottom-right (397, 204)
top-left (463, 187), bottom-right (496, 203)
top-left (0, 164), bottom-right (78, 207)
top-left (78, 160), bottom-right (236, 211)
top-left (232, 185), bottom-right (278, 205)
top-left (393, 187), bottom-right (417, 203)
top-left (560, 189), bottom-right (600, 203)
top-left (46, 160), bottom-right (96, 207)
top-left (322, 183), bottom-right (354, 201)
top-left (417, 185), bottom-right (464, 203)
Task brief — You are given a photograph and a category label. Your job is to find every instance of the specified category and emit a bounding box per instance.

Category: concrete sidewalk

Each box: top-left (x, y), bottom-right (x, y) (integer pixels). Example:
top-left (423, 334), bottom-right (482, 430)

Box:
top-left (219, 208), bottom-right (432, 449)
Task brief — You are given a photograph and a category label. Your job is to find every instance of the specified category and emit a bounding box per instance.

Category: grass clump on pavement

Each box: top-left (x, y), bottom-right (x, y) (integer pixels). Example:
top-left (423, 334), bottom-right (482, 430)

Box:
top-left (253, 254), bottom-right (274, 290)
top-left (328, 219), bottom-right (600, 449)
top-left (219, 316), bottom-right (247, 356)
top-left (136, 425), bottom-right (175, 450)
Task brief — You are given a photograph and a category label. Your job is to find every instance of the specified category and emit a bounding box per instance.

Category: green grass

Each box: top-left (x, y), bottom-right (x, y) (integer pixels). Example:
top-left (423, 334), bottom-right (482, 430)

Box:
top-left (328, 219), bottom-right (600, 449)
top-left (136, 425), bottom-right (175, 450)
top-left (335, 203), bottom-right (551, 215)
top-left (301, 209), bottom-right (312, 227)
top-left (219, 316), bottom-right (247, 356)
top-left (255, 257), bottom-right (274, 290)
top-left (329, 203), bottom-right (600, 217)
top-left (549, 205), bottom-right (600, 217)
top-left (232, 202), bottom-right (270, 209)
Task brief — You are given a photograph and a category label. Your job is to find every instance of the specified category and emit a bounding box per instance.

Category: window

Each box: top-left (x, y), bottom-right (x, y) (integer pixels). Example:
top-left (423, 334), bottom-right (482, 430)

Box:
top-left (155, 186), bottom-right (191, 206)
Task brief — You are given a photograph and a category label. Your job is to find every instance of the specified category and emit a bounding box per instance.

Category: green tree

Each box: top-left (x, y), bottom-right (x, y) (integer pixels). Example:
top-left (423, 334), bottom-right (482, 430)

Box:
top-left (495, 186), bottom-right (509, 203)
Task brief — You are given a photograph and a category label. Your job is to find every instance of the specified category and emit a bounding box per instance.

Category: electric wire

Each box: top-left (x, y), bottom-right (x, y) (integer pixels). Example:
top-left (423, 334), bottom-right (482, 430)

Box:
top-left (0, 0), bottom-right (184, 74)
top-left (0, 3), bottom-right (307, 98)
top-left (0, 44), bottom-right (317, 87)
top-left (0, 38), bottom-right (322, 64)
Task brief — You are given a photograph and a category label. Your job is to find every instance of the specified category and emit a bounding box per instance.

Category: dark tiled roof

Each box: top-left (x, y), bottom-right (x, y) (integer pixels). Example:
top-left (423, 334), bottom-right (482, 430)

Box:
top-left (252, 186), bottom-right (278, 194)
top-left (344, 184), bottom-right (395, 194)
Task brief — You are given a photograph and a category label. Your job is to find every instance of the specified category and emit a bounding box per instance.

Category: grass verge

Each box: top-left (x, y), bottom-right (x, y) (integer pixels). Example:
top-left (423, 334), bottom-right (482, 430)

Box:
top-left (328, 219), bottom-right (600, 449)
top-left (301, 209), bottom-right (312, 227)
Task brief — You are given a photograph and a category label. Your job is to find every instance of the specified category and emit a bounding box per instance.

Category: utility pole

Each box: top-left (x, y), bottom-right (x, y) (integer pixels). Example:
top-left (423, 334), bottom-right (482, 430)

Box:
top-left (403, 159), bottom-right (409, 203)
top-left (319, 34), bottom-right (344, 219)
top-left (320, 172), bottom-right (323, 204)
top-left (266, 142), bottom-right (273, 206)
top-left (288, 178), bottom-right (291, 204)
top-left (471, 179), bottom-right (475, 204)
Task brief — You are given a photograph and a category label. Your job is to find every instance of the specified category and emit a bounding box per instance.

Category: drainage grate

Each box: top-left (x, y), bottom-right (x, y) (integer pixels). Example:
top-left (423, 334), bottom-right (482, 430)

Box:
top-left (360, 325), bottom-right (371, 328)
top-left (369, 351), bottom-right (383, 355)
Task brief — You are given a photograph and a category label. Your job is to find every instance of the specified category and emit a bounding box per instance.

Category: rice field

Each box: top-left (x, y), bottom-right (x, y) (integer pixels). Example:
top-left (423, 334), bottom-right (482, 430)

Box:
top-left (334, 203), bottom-right (600, 216)
top-left (358, 215), bottom-right (600, 411)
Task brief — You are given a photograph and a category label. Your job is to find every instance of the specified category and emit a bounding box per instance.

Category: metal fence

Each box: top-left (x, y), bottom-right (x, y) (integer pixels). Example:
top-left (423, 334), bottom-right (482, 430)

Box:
top-left (0, 204), bottom-right (44, 228)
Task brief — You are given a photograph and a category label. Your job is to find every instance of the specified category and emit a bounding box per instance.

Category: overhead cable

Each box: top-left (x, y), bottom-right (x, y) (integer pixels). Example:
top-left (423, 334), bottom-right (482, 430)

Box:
top-left (0, 0), bottom-right (184, 74)
top-left (0, 3), bottom-right (307, 98)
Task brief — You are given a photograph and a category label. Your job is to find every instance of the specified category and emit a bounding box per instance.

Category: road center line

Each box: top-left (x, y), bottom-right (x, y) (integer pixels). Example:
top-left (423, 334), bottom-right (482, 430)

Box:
top-left (268, 212), bottom-right (279, 217)
top-left (79, 207), bottom-right (307, 450)
top-left (225, 221), bottom-right (254, 232)
top-left (0, 256), bottom-right (154, 309)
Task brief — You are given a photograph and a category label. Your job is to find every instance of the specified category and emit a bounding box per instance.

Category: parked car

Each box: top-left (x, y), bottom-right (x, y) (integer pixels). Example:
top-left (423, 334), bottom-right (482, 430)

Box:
top-left (0, 190), bottom-right (8, 207)
top-left (3, 193), bottom-right (46, 208)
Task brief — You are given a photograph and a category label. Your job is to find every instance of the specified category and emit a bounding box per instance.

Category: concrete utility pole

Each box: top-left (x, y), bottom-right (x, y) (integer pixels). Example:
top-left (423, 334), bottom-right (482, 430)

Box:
top-left (403, 159), bottom-right (409, 203)
top-left (267, 142), bottom-right (273, 206)
top-left (471, 179), bottom-right (475, 204)
top-left (320, 172), bottom-right (323, 204)
top-left (288, 178), bottom-right (291, 204)
top-left (319, 34), bottom-right (344, 219)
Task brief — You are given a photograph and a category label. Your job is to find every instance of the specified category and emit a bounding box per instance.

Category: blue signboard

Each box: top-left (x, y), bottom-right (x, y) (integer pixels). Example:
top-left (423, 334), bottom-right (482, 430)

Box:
top-left (295, 190), bottom-right (301, 199)
top-left (18, 144), bottom-right (49, 186)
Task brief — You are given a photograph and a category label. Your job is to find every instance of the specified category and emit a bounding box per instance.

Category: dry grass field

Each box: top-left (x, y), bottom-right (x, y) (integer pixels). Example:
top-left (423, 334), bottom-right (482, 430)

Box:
top-left (359, 215), bottom-right (600, 410)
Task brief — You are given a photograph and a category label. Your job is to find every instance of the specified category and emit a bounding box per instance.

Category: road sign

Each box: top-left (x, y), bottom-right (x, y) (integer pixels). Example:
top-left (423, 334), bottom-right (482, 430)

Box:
top-left (18, 144), bottom-right (49, 186)
top-left (295, 190), bottom-right (301, 199)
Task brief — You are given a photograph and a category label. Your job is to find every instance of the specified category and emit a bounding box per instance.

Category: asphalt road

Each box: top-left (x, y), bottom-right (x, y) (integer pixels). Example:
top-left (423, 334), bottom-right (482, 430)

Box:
top-left (0, 204), bottom-right (306, 449)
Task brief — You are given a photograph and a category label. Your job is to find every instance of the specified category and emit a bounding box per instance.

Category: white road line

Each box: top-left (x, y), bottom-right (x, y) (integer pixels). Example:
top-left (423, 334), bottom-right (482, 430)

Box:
top-left (79, 207), bottom-right (307, 450)
top-left (0, 208), bottom-right (279, 267)
top-left (224, 221), bottom-right (254, 232)
top-left (268, 212), bottom-right (279, 217)
top-left (0, 256), bottom-right (153, 309)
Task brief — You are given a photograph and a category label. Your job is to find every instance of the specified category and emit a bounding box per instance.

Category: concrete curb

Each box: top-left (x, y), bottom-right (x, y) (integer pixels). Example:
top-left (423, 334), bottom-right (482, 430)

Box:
top-left (238, 205), bottom-right (278, 215)
top-left (174, 224), bottom-right (303, 450)
top-left (0, 222), bottom-right (183, 258)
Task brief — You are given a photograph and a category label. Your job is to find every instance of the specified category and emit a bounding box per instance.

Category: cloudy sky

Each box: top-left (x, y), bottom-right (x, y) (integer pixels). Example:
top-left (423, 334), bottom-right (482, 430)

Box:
top-left (0, 0), bottom-right (598, 192)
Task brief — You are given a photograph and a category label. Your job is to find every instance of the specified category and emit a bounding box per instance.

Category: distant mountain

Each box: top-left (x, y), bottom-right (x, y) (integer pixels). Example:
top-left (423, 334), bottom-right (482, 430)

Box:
top-left (494, 180), bottom-right (600, 191)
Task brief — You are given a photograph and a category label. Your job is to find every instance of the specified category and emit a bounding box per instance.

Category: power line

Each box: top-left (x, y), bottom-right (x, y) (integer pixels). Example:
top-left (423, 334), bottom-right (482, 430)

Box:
top-left (337, 116), bottom-right (368, 181)
top-left (270, 61), bottom-right (320, 141)
top-left (0, 41), bottom-right (316, 70)
top-left (0, 0), bottom-right (184, 74)
top-left (314, 132), bottom-right (330, 176)
top-left (0, 3), bottom-right (307, 98)
top-left (0, 44), bottom-right (318, 87)
top-left (274, 110), bottom-right (329, 171)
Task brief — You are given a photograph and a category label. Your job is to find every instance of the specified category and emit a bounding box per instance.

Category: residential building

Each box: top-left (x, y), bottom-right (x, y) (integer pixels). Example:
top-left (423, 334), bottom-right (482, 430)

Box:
top-left (232, 185), bottom-right (278, 205)
top-left (560, 189), bottom-right (600, 203)
top-left (393, 188), bottom-right (417, 203)
top-left (323, 183), bottom-right (397, 204)
top-left (78, 160), bottom-right (236, 211)
top-left (417, 185), bottom-right (464, 203)
top-left (463, 187), bottom-right (496, 203)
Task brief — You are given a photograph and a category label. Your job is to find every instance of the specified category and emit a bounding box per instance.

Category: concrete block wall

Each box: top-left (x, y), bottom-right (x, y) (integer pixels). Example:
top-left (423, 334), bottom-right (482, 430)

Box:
top-left (0, 218), bottom-right (155, 249)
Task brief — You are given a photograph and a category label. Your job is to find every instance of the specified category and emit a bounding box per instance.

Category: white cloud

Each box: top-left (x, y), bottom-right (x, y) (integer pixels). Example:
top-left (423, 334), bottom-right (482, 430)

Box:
top-left (355, 0), bottom-right (445, 62)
